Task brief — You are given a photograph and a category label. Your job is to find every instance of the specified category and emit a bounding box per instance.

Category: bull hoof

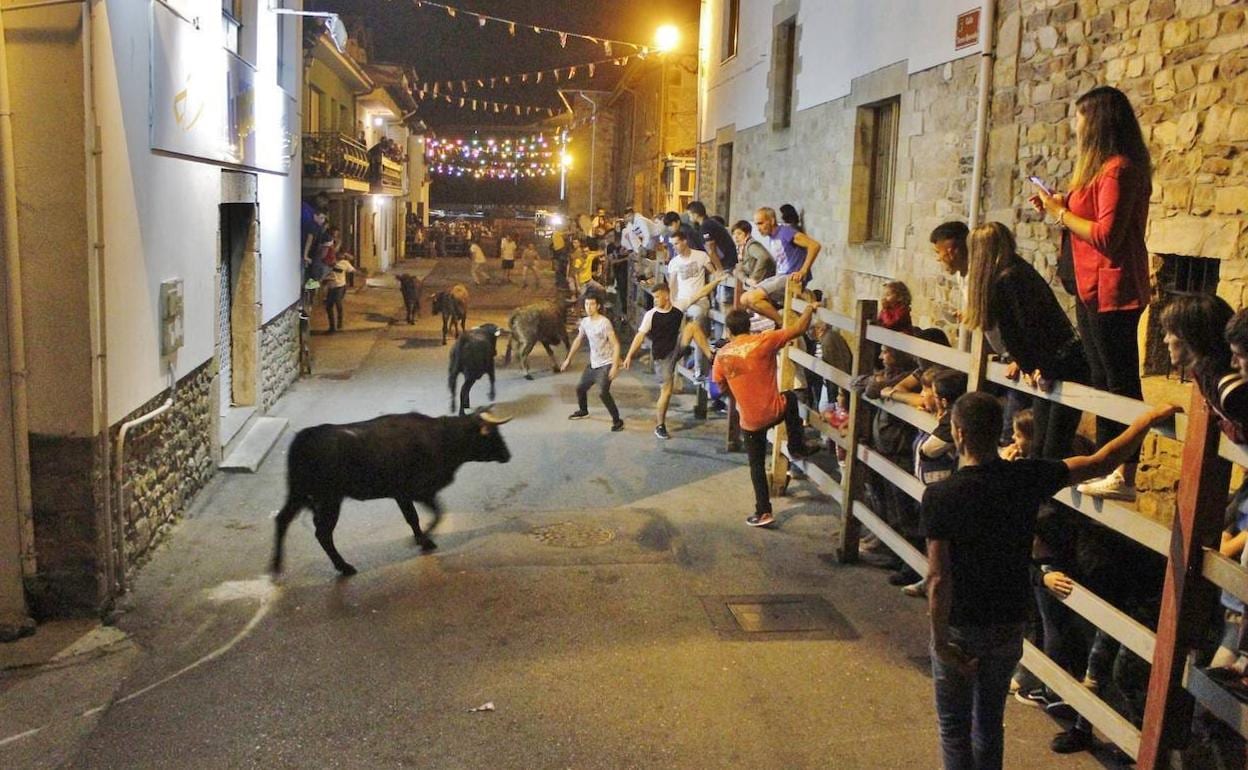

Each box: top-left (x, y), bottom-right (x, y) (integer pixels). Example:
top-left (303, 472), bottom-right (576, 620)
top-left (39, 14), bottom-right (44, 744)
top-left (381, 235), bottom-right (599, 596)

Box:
top-left (524, 374), bottom-right (534, 381)
top-left (420, 540), bottom-right (438, 552)
top-left (336, 563), bottom-right (358, 576)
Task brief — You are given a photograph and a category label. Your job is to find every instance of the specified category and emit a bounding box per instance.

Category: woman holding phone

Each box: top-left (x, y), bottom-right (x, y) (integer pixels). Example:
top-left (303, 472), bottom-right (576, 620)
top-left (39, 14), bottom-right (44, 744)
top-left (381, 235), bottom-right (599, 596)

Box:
top-left (1030, 86), bottom-right (1152, 501)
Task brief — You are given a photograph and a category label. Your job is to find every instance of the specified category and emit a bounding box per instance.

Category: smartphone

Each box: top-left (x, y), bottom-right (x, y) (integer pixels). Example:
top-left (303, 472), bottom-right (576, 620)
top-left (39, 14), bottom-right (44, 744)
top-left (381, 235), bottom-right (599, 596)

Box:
top-left (1028, 175), bottom-right (1053, 195)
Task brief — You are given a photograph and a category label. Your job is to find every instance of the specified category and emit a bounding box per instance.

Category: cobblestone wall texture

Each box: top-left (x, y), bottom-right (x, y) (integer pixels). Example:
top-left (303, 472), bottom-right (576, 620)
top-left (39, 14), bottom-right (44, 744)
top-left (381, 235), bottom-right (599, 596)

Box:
top-left (260, 302), bottom-right (301, 412)
top-left (27, 433), bottom-right (105, 616)
top-left (114, 361), bottom-right (215, 569)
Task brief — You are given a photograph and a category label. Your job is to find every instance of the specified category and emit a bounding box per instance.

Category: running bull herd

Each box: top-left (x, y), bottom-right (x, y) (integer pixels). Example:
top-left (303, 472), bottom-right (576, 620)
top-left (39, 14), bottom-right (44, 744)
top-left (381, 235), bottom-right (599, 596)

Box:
top-left (271, 280), bottom-right (576, 576)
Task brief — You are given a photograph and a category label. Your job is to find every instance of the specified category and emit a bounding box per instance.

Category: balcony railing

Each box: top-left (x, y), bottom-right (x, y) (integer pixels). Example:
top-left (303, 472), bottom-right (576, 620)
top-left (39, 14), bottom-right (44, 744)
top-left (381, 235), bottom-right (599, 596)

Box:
top-left (302, 132), bottom-right (369, 183)
top-left (369, 155), bottom-right (404, 193)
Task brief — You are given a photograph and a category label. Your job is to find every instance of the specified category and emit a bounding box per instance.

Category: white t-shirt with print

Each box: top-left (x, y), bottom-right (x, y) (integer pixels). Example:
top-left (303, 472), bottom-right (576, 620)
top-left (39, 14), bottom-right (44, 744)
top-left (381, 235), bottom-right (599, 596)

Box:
top-left (579, 314), bottom-right (615, 369)
top-left (667, 249), bottom-right (711, 308)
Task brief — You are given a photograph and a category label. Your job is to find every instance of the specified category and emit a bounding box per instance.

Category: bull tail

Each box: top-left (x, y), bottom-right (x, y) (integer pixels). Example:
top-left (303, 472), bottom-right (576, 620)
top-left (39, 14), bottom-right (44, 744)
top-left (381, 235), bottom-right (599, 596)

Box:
top-left (448, 344), bottom-right (460, 411)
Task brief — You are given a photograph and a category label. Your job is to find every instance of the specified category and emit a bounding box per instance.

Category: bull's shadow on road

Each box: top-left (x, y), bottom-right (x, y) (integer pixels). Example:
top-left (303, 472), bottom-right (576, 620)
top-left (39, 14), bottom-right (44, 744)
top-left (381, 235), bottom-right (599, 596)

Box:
top-left (397, 335), bottom-right (443, 349)
top-left (483, 392), bottom-right (553, 420)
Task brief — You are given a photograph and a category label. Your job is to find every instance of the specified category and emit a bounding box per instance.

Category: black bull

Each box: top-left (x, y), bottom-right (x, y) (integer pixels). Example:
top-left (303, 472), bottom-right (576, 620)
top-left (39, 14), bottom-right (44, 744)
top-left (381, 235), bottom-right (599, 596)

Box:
top-left (270, 410), bottom-right (512, 575)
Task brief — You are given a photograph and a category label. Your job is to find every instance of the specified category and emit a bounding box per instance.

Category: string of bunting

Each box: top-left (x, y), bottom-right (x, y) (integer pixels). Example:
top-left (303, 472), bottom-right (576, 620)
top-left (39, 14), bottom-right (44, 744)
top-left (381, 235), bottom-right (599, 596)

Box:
top-left (415, 51), bottom-right (644, 96)
top-left (418, 90), bottom-right (563, 117)
top-left (429, 163), bottom-right (560, 180)
top-left (411, 0), bottom-right (650, 55)
top-left (425, 134), bottom-right (555, 163)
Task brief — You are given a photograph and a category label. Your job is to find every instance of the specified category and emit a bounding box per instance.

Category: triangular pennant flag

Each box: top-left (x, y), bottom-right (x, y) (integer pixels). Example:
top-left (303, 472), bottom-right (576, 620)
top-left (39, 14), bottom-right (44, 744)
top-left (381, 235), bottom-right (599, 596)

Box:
top-left (588, 63), bottom-right (595, 77)
top-left (559, 31), bottom-right (567, 47)
top-left (533, 25), bottom-right (540, 34)
top-left (504, 76), bottom-right (510, 84)
top-left (446, 6), bottom-right (455, 17)
top-left (461, 80), bottom-right (467, 91)
top-left (553, 69), bottom-right (560, 82)
top-left (433, 82), bottom-right (440, 95)
top-left (521, 74), bottom-right (528, 83)
top-left (478, 14), bottom-right (487, 27)
top-left (446, 81), bottom-right (453, 92)
top-left (604, 41), bottom-right (612, 56)
top-left (477, 79), bottom-right (484, 87)
top-left (515, 105), bottom-right (520, 115)
top-left (568, 66), bottom-right (576, 78)
top-left (489, 78), bottom-right (496, 87)
top-left (536, 71), bottom-right (543, 83)
top-left (459, 98), bottom-right (465, 107)
top-left (472, 99), bottom-right (477, 110)
top-left (548, 108), bottom-right (555, 116)
top-left (509, 22), bottom-right (515, 36)
top-left (494, 103), bottom-right (500, 113)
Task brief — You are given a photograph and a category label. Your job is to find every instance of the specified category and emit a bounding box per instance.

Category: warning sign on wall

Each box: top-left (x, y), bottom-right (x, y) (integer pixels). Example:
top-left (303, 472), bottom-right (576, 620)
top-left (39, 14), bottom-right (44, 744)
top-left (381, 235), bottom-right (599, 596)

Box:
top-left (956, 8), bottom-right (981, 49)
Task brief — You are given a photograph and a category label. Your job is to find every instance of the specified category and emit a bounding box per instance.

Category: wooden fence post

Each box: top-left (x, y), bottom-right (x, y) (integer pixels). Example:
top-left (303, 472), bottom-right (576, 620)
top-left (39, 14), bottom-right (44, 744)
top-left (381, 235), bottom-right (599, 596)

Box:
top-left (836, 298), bottom-right (878, 563)
top-left (726, 279), bottom-right (742, 452)
top-left (1137, 390), bottom-right (1232, 769)
top-left (768, 279), bottom-right (798, 495)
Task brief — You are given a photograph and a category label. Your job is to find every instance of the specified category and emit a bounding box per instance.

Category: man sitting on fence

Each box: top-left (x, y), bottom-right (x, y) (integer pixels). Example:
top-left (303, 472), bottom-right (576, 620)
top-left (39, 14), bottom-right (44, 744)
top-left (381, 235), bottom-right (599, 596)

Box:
top-left (922, 391), bottom-right (1179, 770)
top-left (712, 304), bottom-right (821, 528)
top-left (739, 206), bottom-right (821, 326)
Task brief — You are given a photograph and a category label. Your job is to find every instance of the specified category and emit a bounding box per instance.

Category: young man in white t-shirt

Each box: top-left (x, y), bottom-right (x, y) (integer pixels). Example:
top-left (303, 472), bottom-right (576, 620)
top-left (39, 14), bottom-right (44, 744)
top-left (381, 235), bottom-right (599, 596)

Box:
top-left (560, 295), bottom-right (624, 431)
top-left (469, 240), bottom-right (490, 286)
top-left (499, 234), bottom-right (517, 283)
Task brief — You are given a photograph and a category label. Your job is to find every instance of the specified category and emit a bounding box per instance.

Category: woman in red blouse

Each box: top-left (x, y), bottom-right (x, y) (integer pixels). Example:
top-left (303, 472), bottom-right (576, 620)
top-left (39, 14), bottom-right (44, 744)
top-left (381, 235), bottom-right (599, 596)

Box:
top-left (1030, 86), bottom-right (1151, 501)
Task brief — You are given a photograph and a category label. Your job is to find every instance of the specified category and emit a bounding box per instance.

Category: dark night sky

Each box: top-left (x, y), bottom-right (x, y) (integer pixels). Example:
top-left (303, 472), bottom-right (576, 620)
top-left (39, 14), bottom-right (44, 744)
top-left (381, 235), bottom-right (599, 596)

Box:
top-left (314, 0), bottom-right (700, 206)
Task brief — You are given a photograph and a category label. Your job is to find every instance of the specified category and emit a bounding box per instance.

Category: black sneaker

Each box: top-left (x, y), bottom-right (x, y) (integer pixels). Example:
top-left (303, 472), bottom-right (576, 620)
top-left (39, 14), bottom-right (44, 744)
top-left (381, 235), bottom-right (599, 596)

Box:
top-left (611, 420), bottom-right (625, 432)
top-left (1050, 726), bottom-right (1093, 754)
top-left (746, 512), bottom-right (774, 527)
top-left (568, 410), bottom-right (590, 420)
top-left (654, 424), bottom-right (670, 439)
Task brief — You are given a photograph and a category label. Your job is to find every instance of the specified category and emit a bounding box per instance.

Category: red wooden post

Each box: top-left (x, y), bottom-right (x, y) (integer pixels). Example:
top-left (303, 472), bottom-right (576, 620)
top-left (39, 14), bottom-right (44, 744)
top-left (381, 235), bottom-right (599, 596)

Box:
top-left (1137, 389), bottom-right (1231, 768)
top-left (726, 279), bottom-right (742, 451)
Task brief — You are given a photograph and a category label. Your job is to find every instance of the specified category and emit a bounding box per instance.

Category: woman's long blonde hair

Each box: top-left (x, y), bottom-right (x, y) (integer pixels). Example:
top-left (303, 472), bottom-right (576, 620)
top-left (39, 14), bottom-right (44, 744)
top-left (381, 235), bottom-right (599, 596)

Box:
top-left (1070, 86), bottom-right (1152, 190)
top-left (963, 222), bottom-right (1017, 331)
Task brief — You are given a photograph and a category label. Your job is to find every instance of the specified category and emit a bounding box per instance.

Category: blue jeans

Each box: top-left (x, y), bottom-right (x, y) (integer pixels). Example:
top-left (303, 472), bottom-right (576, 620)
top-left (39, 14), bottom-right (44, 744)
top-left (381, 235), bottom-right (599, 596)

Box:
top-left (931, 623), bottom-right (1025, 770)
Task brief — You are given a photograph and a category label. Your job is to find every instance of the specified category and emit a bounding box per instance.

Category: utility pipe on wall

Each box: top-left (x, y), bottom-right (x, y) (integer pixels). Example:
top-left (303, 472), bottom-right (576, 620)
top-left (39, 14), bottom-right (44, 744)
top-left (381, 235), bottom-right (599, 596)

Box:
top-left (579, 92), bottom-right (597, 213)
top-left (967, 0), bottom-right (997, 228)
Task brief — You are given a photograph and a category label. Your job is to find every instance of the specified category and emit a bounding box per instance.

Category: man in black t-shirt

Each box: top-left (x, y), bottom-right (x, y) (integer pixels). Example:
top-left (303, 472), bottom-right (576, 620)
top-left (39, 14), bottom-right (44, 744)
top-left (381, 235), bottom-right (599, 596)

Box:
top-left (687, 201), bottom-right (737, 271)
top-left (921, 391), bottom-right (1178, 770)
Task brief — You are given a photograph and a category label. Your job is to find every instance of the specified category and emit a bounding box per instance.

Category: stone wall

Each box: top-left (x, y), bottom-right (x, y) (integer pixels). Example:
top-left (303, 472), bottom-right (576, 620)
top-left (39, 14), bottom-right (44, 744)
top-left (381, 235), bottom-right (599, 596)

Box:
top-left (260, 302), bottom-right (301, 412)
top-left (705, 55), bottom-right (981, 335)
top-left (113, 361), bottom-right (215, 570)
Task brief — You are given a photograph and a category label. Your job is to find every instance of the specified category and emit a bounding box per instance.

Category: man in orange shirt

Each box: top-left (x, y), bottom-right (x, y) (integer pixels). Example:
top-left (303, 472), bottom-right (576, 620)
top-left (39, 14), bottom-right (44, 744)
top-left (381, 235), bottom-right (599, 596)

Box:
top-left (712, 302), bottom-right (819, 527)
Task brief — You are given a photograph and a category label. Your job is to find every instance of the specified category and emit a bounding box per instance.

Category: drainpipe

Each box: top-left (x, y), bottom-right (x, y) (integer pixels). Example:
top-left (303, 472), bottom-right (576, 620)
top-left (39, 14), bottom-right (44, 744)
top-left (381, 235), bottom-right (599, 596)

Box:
top-left (578, 92), bottom-right (597, 213)
top-left (81, 0), bottom-right (114, 598)
top-left (967, 0), bottom-right (997, 228)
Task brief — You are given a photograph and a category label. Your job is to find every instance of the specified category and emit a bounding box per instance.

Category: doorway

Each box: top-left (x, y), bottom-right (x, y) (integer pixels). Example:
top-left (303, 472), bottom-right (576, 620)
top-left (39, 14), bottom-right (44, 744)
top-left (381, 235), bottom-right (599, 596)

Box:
top-left (217, 203), bottom-right (258, 425)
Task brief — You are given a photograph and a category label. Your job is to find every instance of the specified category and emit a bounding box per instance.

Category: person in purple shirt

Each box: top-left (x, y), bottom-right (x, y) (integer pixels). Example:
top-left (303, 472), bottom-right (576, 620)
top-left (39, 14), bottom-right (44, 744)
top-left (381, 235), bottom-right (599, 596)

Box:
top-left (740, 206), bottom-right (821, 324)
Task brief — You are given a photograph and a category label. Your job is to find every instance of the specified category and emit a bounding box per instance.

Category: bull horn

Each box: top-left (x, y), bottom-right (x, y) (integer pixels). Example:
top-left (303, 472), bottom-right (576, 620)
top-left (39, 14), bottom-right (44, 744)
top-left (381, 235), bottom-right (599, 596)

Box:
top-left (479, 410), bottom-right (512, 425)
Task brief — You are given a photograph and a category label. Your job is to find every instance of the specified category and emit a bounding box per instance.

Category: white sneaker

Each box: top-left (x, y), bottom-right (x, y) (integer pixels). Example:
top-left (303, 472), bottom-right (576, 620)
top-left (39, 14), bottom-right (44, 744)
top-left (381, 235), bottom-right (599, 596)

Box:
top-left (1076, 471), bottom-right (1136, 501)
top-left (902, 578), bottom-right (927, 597)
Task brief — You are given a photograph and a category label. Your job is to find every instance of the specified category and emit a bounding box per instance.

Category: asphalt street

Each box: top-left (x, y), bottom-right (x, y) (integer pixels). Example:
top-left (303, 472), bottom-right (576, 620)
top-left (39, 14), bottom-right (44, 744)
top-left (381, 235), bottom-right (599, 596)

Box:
top-left (0, 257), bottom-right (1112, 769)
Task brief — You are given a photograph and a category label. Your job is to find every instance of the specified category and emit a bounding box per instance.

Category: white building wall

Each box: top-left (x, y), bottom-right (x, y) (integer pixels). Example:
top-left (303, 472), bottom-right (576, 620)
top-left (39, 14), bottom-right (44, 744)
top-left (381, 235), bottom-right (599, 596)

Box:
top-left (96, 1), bottom-right (301, 423)
top-left (700, 0), bottom-right (986, 141)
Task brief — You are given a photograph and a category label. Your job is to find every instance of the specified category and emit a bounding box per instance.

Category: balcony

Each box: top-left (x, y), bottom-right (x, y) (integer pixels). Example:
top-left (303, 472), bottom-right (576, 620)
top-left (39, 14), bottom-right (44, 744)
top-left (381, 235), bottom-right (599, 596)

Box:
top-left (369, 155), bottom-right (405, 196)
top-left (302, 133), bottom-right (370, 194)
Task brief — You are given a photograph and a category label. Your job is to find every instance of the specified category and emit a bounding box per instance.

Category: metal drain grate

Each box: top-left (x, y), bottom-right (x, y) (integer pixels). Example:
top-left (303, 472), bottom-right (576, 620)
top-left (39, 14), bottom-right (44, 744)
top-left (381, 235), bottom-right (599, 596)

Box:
top-left (699, 594), bottom-right (858, 641)
top-left (529, 521), bottom-right (616, 548)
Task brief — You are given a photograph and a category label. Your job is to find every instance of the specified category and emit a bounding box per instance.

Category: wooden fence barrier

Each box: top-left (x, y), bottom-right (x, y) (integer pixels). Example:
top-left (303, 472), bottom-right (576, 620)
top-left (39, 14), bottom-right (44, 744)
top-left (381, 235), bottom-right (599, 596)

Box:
top-left (765, 291), bottom-right (1248, 767)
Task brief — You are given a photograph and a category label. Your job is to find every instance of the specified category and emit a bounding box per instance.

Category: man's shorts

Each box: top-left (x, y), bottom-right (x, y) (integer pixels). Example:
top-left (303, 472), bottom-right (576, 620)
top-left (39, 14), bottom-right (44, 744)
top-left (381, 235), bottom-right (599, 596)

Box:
top-left (756, 273), bottom-right (791, 307)
top-left (654, 346), bottom-right (681, 386)
top-left (682, 299), bottom-right (710, 322)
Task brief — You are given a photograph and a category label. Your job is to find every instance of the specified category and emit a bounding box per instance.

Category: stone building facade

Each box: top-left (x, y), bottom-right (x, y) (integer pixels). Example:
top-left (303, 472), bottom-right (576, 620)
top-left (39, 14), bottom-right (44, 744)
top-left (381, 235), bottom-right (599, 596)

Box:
top-left (260, 304), bottom-right (303, 413)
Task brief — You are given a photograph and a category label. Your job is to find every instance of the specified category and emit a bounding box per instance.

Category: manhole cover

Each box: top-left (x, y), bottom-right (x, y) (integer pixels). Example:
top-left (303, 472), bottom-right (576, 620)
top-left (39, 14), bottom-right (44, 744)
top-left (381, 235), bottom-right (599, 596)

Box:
top-left (529, 521), bottom-right (616, 548)
top-left (699, 594), bottom-right (858, 641)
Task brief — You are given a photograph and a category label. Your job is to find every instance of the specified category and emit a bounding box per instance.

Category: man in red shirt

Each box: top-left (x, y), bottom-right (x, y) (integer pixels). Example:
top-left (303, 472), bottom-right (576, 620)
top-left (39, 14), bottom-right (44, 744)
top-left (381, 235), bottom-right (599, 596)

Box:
top-left (712, 302), bottom-right (819, 527)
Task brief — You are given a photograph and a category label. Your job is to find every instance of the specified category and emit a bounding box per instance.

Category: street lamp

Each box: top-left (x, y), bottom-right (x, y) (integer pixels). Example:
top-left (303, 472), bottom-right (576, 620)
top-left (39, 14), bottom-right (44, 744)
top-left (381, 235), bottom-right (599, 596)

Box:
top-left (655, 24), bottom-right (679, 53)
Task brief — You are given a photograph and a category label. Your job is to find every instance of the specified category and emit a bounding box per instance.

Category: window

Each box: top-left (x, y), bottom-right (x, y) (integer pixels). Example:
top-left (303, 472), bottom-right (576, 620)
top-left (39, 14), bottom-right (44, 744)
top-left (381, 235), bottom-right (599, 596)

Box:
top-left (306, 86), bottom-right (322, 132)
top-left (721, 0), bottom-right (740, 62)
top-left (770, 18), bottom-right (797, 131)
top-left (849, 98), bottom-right (899, 244)
top-left (222, 0), bottom-right (242, 55)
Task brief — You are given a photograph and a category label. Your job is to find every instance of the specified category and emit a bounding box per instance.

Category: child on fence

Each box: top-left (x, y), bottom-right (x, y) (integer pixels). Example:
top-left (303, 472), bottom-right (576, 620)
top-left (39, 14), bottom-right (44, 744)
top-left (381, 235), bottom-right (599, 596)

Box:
top-left (1000, 408), bottom-right (1035, 461)
top-left (876, 280), bottom-right (913, 334)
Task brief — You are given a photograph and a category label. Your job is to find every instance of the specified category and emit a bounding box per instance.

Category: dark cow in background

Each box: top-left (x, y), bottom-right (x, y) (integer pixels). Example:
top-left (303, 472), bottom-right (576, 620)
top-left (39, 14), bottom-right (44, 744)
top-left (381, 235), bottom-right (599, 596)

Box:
top-left (503, 299), bottom-right (571, 379)
top-left (397, 274), bottom-right (423, 324)
top-left (270, 409), bottom-right (513, 575)
top-left (432, 283), bottom-right (469, 344)
top-left (448, 323), bottom-right (502, 414)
